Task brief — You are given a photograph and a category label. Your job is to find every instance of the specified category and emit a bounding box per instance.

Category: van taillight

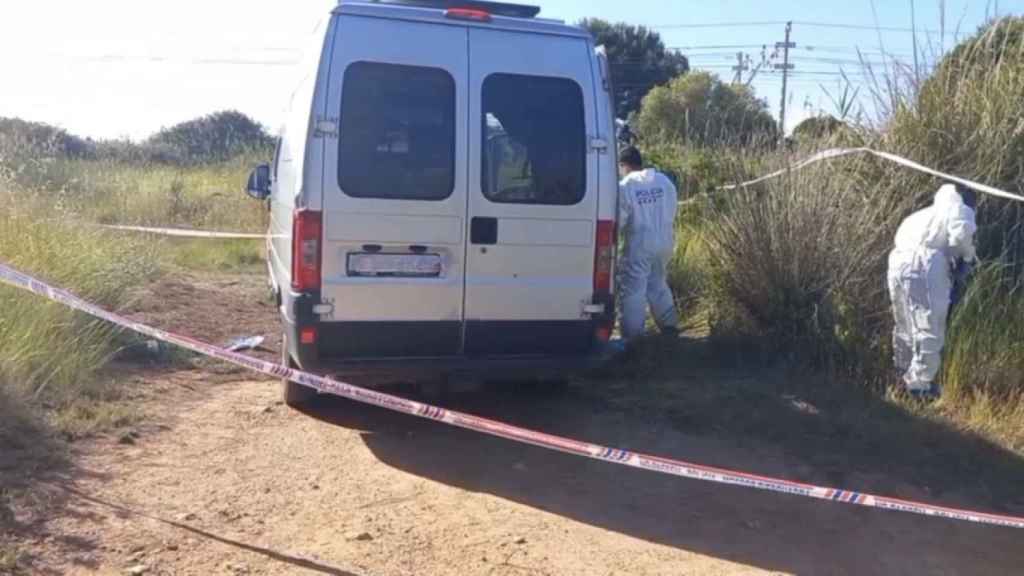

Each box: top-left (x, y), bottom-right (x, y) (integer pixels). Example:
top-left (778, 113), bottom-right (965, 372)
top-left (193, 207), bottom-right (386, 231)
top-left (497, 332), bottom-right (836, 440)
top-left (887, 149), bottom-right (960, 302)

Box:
top-left (594, 219), bottom-right (615, 341)
top-left (291, 209), bottom-right (322, 292)
top-left (445, 8), bottom-right (492, 22)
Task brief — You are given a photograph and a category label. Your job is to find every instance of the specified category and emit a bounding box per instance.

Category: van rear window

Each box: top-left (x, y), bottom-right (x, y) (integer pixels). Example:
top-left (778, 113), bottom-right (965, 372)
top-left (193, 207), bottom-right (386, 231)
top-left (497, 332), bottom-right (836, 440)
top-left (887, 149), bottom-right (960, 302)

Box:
top-left (482, 74), bottom-right (586, 206)
top-left (338, 62), bottom-right (455, 201)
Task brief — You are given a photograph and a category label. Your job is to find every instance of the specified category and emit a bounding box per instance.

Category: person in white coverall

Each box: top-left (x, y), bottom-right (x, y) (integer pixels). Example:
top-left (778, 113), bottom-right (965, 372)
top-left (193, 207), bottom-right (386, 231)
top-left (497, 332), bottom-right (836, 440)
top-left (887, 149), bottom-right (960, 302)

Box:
top-left (887, 183), bottom-right (978, 398)
top-left (617, 146), bottom-right (679, 342)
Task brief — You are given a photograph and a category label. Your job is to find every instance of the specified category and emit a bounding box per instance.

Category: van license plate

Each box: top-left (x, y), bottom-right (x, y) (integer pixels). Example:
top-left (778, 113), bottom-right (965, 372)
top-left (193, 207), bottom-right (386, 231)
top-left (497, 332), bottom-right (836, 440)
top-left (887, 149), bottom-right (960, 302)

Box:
top-left (347, 253), bottom-right (442, 278)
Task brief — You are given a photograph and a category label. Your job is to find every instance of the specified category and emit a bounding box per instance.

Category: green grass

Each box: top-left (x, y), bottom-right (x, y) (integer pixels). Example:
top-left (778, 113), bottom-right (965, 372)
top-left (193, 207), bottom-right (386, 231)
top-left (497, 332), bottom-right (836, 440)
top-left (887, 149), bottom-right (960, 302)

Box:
top-left (7, 155), bottom-right (268, 231)
top-left (0, 207), bottom-right (160, 433)
top-left (168, 237), bottom-right (265, 273)
top-left (0, 150), bottom-right (267, 445)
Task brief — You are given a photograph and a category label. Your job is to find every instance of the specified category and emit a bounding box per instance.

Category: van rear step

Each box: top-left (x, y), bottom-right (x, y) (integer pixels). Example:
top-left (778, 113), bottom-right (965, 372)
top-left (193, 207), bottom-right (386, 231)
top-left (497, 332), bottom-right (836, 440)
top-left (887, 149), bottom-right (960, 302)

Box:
top-left (369, 0), bottom-right (541, 18)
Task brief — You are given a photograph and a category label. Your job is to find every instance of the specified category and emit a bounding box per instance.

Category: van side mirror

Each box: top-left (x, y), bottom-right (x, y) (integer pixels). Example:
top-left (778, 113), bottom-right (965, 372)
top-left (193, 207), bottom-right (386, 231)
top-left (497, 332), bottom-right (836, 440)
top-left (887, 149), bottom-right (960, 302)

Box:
top-left (246, 164), bottom-right (271, 200)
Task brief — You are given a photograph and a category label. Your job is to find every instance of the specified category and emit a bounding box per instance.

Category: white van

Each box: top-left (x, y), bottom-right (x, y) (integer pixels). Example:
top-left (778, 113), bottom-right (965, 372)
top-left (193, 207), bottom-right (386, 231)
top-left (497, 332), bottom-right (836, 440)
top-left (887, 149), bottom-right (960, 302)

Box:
top-left (246, 0), bottom-right (619, 405)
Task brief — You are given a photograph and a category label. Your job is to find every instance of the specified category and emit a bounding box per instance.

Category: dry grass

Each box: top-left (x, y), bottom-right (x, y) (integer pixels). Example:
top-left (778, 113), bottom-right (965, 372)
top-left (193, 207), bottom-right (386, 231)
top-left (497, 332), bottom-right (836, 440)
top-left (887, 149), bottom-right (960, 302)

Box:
top-left (0, 148), bottom-right (267, 443)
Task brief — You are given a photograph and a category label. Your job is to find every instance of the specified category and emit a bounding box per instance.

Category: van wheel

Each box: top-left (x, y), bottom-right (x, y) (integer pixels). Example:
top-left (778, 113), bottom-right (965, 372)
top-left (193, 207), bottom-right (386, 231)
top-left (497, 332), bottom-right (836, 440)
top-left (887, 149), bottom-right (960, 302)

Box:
top-left (281, 333), bottom-right (317, 408)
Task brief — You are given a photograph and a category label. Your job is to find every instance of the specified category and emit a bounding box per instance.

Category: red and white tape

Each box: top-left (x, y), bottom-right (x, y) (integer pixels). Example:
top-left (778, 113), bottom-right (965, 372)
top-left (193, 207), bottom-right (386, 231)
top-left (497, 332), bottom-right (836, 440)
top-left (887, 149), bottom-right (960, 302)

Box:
top-left (102, 224), bottom-right (268, 239)
top-left (2, 259), bottom-right (1023, 530)
top-left (714, 147), bottom-right (1024, 203)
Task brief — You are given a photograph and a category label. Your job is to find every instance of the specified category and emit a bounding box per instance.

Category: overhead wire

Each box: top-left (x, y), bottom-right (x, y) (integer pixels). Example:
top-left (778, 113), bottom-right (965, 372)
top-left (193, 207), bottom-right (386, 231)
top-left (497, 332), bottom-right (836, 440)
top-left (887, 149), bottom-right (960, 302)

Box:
top-left (653, 20), bottom-right (958, 36)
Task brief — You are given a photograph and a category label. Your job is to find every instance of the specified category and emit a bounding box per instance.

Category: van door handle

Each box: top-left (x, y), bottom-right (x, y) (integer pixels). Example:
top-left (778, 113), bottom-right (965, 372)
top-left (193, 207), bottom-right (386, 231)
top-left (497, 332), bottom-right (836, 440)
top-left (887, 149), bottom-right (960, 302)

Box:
top-left (470, 217), bottom-right (498, 245)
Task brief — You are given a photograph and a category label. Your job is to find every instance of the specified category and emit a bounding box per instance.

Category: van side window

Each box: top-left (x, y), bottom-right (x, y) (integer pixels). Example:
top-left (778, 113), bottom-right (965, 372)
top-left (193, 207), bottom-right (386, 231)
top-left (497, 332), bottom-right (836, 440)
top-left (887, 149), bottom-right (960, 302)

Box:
top-left (338, 62), bottom-right (455, 201)
top-left (482, 74), bottom-right (585, 206)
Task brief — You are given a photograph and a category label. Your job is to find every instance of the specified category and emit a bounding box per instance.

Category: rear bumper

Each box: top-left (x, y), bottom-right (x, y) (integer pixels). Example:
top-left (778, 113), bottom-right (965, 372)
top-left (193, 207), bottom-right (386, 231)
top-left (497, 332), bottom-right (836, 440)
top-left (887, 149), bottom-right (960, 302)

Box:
top-left (308, 353), bottom-right (605, 383)
top-left (282, 291), bottom-right (609, 383)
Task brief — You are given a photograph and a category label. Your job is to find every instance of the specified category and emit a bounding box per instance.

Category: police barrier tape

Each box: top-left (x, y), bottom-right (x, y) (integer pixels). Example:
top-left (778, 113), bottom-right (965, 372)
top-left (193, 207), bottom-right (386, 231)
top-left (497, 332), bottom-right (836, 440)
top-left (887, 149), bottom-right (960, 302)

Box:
top-left (97, 149), bottom-right (1022, 238)
top-left (101, 224), bottom-right (268, 239)
top-left (3, 259), bottom-right (1024, 531)
top-left (716, 147), bottom-right (1024, 203)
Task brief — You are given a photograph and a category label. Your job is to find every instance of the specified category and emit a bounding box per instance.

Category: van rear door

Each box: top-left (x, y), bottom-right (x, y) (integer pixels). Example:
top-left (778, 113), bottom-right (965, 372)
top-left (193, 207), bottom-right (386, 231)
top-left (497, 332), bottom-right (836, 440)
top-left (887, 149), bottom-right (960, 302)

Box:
top-left (464, 28), bottom-right (599, 356)
top-left (320, 15), bottom-right (468, 358)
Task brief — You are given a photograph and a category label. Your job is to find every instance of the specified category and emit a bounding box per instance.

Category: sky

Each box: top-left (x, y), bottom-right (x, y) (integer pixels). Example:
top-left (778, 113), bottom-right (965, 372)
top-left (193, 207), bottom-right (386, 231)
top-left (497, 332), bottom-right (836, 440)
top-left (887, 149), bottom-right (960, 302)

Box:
top-left (0, 0), bottom-right (1018, 140)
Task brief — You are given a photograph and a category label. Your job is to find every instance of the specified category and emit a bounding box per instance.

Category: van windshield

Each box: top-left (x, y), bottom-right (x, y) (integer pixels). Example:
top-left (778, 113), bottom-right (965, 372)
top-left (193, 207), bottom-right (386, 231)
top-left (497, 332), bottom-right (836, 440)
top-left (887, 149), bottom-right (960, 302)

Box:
top-left (482, 73), bottom-right (585, 205)
top-left (338, 62), bottom-right (456, 201)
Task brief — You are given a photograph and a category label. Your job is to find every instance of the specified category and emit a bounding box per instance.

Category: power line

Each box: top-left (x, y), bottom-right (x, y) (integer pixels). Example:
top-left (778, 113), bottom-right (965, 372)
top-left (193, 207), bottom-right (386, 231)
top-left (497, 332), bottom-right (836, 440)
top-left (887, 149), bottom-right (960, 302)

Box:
top-left (789, 56), bottom-right (891, 66)
top-left (670, 44), bottom-right (765, 51)
top-left (654, 20), bottom-right (957, 36)
top-left (673, 43), bottom-right (913, 60)
top-left (795, 19), bottom-right (951, 34)
top-left (673, 43), bottom-right (905, 56)
top-left (653, 21), bottom-right (790, 29)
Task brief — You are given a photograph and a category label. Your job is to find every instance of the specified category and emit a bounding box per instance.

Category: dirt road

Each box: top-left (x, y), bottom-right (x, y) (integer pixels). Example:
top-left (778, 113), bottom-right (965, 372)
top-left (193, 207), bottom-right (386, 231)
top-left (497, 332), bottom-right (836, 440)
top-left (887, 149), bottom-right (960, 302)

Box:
top-left (12, 273), bottom-right (1024, 575)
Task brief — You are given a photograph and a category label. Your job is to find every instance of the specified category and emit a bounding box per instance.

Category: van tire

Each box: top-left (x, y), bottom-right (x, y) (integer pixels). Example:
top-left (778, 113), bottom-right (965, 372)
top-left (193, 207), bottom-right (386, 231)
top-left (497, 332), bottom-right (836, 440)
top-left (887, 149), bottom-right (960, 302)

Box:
top-left (281, 333), bottom-right (317, 408)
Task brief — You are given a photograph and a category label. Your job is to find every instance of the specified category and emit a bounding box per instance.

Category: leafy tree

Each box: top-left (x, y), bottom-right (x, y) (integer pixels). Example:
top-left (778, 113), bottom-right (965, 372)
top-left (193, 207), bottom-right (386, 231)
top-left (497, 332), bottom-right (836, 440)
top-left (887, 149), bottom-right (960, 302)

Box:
top-left (147, 110), bottom-right (274, 164)
top-left (634, 71), bottom-right (777, 147)
top-left (0, 117), bottom-right (95, 159)
top-left (579, 19), bottom-right (689, 118)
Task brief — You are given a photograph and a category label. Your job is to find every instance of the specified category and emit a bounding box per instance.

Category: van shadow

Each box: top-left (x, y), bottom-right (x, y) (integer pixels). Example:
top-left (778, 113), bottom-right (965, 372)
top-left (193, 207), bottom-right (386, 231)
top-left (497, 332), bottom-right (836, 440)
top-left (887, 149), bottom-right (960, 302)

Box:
top-left (303, 342), bottom-right (1024, 575)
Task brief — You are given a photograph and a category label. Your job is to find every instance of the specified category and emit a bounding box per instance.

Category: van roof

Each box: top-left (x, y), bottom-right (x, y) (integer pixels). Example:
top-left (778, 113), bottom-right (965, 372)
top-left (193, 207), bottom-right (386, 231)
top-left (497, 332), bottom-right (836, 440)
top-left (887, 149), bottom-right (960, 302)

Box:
top-left (335, 0), bottom-right (591, 38)
top-left (366, 0), bottom-right (540, 18)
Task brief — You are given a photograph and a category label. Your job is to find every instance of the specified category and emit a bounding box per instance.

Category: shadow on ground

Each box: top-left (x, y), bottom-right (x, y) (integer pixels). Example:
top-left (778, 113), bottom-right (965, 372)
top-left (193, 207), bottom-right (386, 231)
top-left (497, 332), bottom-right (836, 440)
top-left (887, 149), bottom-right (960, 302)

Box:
top-left (303, 337), bottom-right (1024, 575)
top-left (0, 386), bottom-right (80, 574)
top-left (60, 487), bottom-right (363, 576)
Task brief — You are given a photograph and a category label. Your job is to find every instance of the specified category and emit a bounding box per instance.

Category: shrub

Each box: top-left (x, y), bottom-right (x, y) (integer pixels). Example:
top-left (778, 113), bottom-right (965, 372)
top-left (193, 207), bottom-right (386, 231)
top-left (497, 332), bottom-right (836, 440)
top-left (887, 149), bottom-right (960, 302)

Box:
top-left (147, 110), bottom-right (275, 165)
top-left (634, 71), bottom-right (778, 148)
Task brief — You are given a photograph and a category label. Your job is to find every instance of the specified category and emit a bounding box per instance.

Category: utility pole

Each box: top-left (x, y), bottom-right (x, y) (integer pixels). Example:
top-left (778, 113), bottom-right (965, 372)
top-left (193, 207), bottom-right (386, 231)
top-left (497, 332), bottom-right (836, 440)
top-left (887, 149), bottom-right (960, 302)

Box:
top-left (774, 22), bottom-right (795, 143)
top-left (732, 51), bottom-right (749, 84)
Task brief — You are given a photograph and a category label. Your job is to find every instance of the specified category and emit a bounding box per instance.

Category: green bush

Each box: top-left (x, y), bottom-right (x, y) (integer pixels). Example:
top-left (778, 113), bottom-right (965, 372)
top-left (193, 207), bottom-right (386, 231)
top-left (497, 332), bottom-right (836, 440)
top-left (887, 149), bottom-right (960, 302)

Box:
top-left (147, 110), bottom-right (275, 165)
top-left (633, 71), bottom-right (777, 148)
top-left (0, 111), bottom-right (274, 167)
top-left (641, 142), bottom-right (734, 198)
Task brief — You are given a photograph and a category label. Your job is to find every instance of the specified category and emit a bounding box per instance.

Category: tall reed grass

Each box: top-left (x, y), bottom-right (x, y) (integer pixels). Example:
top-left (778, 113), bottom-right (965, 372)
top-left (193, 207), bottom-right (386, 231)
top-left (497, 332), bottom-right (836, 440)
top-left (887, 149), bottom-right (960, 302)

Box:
top-left (0, 199), bottom-right (160, 430)
top-left (0, 148), bottom-right (266, 436)
top-left (654, 16), bottom-right (1024, 451)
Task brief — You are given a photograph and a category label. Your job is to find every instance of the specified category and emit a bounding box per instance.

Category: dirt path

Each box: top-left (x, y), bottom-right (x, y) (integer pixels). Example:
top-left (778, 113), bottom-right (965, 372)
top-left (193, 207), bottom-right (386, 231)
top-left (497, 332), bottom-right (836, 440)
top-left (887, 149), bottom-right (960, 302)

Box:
top-left (13, 273), bottom-right (1024, 575)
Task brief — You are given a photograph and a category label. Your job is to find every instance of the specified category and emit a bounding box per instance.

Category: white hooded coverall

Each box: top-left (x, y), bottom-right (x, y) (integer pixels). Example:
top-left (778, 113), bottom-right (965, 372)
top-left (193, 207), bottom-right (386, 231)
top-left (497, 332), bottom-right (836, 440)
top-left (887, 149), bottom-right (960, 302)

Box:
top-left (887, 184), bottom-right (978, 392)
top-left (618, 168), bottom-right (680, 340)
